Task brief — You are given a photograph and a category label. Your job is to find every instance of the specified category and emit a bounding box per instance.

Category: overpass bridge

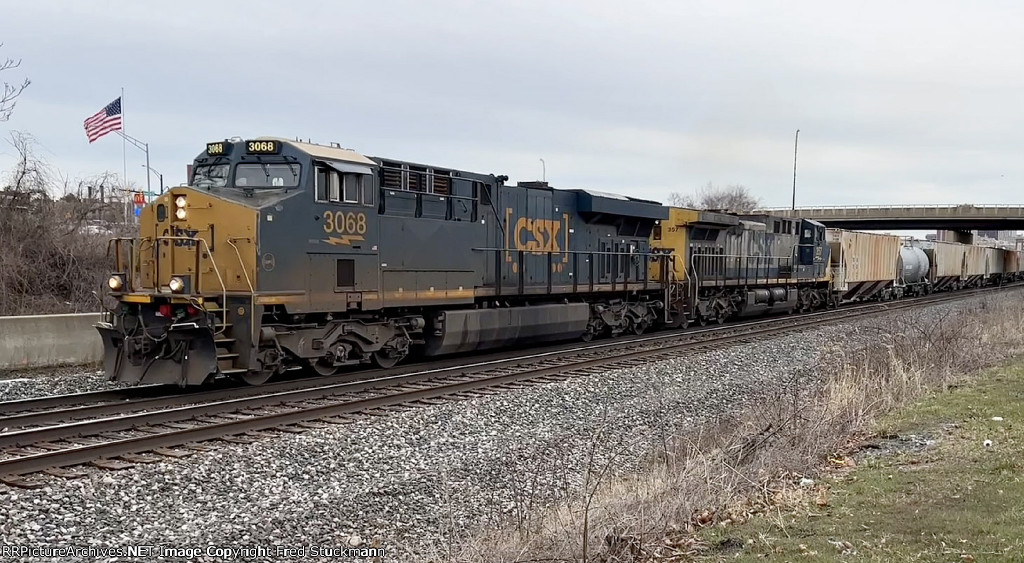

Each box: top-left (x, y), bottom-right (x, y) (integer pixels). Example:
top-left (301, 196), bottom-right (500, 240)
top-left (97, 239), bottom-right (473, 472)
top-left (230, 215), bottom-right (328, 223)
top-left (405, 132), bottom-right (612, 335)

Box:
top-left (757, 205), bottom-right (1024, 243)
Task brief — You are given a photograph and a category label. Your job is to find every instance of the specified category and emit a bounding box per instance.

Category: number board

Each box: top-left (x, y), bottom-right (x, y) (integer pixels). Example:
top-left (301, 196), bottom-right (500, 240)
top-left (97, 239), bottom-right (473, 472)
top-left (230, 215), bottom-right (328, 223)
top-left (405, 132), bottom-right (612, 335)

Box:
top-left (206, 142), bottom-right (229, 156)
top-left (246, 140), bottom-right (280, 155)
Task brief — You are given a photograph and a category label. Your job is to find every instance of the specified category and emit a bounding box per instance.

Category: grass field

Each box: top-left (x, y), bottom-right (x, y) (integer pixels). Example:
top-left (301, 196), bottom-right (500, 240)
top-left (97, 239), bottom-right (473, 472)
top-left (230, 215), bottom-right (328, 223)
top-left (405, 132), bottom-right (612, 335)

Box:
top-left (697, 360), bottom-right (1024, 562)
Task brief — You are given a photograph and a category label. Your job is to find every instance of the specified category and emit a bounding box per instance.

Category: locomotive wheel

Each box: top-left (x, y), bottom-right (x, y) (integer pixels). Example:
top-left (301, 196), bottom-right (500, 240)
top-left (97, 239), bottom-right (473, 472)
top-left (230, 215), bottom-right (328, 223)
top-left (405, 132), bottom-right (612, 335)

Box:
top-left (697, 315), bottom-right (709, 327)
top-left (715, 314), bottom-right (726, 325)
top-left (238, 369), bottom-right (274, 386)
top-left (372, 350), bottom-right (403, 369)
top-left (311, 360), bottom-right (342, 376)
top-left (631, 320), bottom-right (649, 335)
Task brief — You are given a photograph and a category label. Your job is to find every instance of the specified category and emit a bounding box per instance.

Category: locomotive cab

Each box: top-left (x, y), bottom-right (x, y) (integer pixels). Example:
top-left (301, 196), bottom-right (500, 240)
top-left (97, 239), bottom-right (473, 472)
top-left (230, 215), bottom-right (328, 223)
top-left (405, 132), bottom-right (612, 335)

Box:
top-left (97, 138), bottom-right (354, 386)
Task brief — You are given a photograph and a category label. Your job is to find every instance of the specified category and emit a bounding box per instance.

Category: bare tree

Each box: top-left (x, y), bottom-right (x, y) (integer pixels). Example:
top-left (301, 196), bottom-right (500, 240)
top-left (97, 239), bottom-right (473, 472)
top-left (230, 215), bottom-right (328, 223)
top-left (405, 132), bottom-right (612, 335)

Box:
top-left (1, 132), bottom-right (117, 314)
top-left (667, 182), bottom-right (761, 212)
top-left (0, 44), bottom-right (30, 122)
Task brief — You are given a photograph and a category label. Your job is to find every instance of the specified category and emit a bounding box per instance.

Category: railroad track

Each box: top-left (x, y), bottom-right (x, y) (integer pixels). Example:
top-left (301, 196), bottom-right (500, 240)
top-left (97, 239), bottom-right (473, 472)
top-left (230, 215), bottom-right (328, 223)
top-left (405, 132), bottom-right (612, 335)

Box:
top-left (0, 283), bottom-right (1016, 486)
top-left (0, 283), bottom-right (978, 427)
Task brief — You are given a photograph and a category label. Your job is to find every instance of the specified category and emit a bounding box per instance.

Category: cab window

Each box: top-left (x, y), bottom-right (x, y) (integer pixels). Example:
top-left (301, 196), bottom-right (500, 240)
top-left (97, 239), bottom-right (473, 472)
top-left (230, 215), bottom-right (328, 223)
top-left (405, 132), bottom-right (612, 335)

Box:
top-left (316, 164), bottom-right (370, 205)
top-left (192, 164), bottom-right (229, 188)
top-left (234, 163), bottom-right (300, 188)
top-left (343, 175), bottom-right (360, 203)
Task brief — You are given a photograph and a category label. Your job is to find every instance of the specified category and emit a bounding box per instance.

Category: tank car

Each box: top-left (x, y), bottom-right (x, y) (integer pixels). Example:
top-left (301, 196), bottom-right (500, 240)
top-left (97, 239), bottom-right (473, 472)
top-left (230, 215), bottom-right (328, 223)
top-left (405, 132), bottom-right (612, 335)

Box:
top-left (96, 138), bottom-right (671, 386)
top-left (898, 245), bottom-right (930, 296)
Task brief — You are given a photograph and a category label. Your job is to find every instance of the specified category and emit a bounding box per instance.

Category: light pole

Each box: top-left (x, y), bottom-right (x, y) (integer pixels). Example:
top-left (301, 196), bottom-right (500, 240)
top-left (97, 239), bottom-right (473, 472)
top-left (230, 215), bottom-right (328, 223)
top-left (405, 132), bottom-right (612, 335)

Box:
top-left (791, 129), bottom-right (800, 211)
top-left (539, 158), bottom-right (546, 182)
top-left (142, 164), bottom-right (164, 195)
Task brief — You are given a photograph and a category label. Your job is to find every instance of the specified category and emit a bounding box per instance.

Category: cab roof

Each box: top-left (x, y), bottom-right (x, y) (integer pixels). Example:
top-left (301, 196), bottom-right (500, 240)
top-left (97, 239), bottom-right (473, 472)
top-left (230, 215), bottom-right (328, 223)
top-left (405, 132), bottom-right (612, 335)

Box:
top-left (255, 137), bottom-right (376, 166)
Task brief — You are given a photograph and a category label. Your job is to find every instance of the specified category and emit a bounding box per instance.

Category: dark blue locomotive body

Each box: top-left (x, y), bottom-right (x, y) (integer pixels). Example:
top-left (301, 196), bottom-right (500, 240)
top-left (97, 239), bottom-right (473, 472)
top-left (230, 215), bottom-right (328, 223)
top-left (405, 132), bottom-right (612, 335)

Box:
top-left (110, 138), bottom-right (672, 385)
top-left (365, 160), bottom-right (670, 355)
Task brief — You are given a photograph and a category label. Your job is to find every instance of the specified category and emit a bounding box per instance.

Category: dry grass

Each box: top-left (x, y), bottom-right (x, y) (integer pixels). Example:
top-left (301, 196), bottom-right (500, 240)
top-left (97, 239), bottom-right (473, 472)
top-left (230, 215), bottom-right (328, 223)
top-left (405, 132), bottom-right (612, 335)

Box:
top-left (438, 293), bottom-right (1024, 563)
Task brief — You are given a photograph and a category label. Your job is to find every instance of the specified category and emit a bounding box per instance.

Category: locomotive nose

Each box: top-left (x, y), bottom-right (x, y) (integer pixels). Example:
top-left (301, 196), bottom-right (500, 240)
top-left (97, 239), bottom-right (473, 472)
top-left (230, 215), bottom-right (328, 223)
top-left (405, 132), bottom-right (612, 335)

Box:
top-left (97, 186), bottom-right (260, 386)
top-left (142, 188), bottom-right (259, 296)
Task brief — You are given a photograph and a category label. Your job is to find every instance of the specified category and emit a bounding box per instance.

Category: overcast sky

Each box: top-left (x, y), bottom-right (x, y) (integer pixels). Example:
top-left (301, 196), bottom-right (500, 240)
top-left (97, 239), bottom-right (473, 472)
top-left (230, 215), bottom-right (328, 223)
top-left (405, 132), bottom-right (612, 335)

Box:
top-left (1, 0), bottom-right (1022, 208)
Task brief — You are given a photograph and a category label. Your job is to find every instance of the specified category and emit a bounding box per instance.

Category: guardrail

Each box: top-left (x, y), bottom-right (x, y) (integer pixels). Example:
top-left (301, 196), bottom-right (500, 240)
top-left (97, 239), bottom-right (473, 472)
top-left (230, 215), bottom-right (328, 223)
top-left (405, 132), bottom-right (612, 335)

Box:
top-left (0, 313), bottom-right (103, 370)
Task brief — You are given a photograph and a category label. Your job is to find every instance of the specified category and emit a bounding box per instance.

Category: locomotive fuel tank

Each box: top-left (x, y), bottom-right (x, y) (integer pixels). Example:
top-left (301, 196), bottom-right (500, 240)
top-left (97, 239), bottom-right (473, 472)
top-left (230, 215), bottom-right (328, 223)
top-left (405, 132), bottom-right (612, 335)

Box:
top-left (898, 245), bottom-right (929, 285)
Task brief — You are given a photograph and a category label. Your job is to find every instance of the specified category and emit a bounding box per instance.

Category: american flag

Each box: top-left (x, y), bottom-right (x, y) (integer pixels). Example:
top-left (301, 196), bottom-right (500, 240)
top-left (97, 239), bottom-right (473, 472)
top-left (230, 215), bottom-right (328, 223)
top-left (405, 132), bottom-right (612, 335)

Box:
top-left (83, 97), bottom-right (123, 143)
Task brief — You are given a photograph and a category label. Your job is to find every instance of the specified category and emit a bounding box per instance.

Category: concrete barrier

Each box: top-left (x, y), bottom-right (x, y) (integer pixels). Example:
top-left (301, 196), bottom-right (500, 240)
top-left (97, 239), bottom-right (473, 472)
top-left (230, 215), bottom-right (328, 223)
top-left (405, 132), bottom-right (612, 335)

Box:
top-left (0, 313), bottom-right (103, 369)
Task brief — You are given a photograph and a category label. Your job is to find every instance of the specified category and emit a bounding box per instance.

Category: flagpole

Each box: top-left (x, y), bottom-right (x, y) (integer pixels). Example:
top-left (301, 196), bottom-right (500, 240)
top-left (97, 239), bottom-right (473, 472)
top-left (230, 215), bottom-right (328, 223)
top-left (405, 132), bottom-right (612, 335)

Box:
top-left (121, 87), bottom-right (129, 224)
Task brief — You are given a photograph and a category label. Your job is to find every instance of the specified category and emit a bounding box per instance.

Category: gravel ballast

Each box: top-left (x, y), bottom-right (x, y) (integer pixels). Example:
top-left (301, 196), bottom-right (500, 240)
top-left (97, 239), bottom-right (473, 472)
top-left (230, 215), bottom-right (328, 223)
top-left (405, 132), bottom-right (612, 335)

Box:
top-left (0, 292), bottom-right (1016, 562)
top-left (0, 367), bottom-right (129, 403)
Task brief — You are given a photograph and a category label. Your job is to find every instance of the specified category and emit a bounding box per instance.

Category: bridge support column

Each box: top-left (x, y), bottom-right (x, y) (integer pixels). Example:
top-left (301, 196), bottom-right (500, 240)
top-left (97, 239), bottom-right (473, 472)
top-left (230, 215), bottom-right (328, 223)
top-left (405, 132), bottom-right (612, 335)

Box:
top-left (937, 230), bottom-right (974, 244)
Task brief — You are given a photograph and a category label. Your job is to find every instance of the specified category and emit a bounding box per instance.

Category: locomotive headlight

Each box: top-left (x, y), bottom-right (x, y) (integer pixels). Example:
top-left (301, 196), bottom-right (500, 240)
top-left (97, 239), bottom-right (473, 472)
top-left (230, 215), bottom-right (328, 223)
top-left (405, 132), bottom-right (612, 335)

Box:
top-left (174, 207), bottom-right (187, 220)
top-left (174, 195), bottom-right (187, 208)
top-left (168, 276), bottom-right (185, 293)
top-left (107, 275), bottom-right (124, 291)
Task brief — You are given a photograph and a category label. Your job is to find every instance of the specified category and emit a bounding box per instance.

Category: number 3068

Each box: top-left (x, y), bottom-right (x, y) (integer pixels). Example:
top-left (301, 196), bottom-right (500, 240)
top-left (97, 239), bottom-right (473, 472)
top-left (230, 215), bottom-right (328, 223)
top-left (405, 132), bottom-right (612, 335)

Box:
top-left (323, 211), bottom-right (366, 234)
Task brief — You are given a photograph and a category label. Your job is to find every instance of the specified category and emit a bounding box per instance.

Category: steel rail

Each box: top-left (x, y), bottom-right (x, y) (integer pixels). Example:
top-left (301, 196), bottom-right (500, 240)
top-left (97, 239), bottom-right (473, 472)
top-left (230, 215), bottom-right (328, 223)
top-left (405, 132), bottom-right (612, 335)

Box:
top-left (0, 284), bottom-right (973, 430)
top-left (0, 283), bottom-right (1015, 479)
top-left (0, 282), bottom-right (1015, 431)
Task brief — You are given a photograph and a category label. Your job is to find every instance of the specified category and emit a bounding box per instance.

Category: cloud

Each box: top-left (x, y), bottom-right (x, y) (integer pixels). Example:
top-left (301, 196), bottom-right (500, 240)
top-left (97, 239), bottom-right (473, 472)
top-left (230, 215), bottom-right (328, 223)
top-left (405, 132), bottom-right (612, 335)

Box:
top-left (1, 0), bottom-right (1022, 207)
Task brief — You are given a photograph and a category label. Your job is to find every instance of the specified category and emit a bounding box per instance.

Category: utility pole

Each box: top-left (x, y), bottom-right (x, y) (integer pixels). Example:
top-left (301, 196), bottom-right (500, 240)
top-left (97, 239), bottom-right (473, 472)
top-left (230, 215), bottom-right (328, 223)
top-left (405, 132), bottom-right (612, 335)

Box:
top-left (118, 131), bottom-right (152, 223)
top-left (791, 129), bottom-right (800, 211)
top-left (143, 164), bottom-right (164, 195)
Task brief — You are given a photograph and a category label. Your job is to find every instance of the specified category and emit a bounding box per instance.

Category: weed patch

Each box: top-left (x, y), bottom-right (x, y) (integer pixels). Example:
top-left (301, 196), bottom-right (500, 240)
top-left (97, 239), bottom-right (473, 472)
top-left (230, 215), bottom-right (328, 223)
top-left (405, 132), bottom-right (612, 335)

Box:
top-left (444, 296), bottom-right (1024, 562)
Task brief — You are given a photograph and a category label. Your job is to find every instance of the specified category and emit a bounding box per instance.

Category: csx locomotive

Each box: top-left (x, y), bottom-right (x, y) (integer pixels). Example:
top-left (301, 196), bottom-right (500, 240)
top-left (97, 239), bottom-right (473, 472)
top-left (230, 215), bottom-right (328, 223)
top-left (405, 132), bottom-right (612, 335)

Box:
top-left (98, 138), bottom-right (672, 386)
top-left (97, 137), bottom-right (1023, 387)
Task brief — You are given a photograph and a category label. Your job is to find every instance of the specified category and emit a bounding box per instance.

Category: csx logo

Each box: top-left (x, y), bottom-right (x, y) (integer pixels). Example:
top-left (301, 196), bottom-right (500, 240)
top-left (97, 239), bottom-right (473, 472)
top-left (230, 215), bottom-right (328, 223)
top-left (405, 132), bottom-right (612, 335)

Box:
top-left (514, 217), bottom-right (562, 252)
top-left (164, 226), bottom-right (199, 248)
top-left (504, 209), bottom-right (571, 274)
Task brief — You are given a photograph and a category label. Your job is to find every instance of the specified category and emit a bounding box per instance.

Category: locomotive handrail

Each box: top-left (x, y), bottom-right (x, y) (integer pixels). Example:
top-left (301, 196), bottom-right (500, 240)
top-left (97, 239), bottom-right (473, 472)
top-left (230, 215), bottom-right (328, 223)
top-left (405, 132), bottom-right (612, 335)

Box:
top-left (690, 251), bottom-right (796, 287)
top-left (103, 235), bottom-right (229, 331)
top-left (474, 247), bottom-right (667, 298)
top-left (106, 237), bottom-right (136, 291)
top-left (473, 247), bottom-right (667, 256)
top-left (227, 237), bottom-right (258, 345)
top-left (226, 238), bottom-right (256, 294)
top-left (152, 235), bottom-right (229, 334)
